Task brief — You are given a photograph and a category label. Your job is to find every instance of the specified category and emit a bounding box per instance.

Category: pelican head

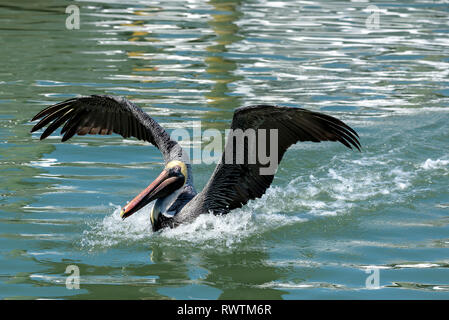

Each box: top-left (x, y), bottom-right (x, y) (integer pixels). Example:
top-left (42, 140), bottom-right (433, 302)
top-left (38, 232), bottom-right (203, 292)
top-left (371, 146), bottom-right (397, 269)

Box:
top-left (120, 160), bottom-right (187, 227)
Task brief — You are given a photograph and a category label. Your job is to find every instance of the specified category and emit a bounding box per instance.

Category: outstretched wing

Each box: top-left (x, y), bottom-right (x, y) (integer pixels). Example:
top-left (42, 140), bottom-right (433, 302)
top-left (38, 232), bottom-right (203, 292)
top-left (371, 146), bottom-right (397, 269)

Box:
top-left (192, 105), bottom-right (360, 215)
top-left (30, 95), bottom-right (179, 162)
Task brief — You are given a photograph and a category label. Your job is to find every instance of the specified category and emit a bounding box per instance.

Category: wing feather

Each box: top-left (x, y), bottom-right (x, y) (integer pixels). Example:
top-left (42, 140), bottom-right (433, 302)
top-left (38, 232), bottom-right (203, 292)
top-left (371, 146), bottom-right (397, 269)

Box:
top-left (181, 105), bottom-right (360, 218)
top-left (30, 95), bottom-right (178, 162)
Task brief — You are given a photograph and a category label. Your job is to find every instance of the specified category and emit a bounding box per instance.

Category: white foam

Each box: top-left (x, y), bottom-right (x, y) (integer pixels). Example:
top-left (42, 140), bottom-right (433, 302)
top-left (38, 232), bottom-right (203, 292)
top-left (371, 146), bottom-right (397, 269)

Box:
top-left (160, 210), bottom-right (256, 247)
top-left (80, 198), bottom-right (307, 250)
top-left (420, 158), bottom-right (449, 170)
top-left (81, 204), bottom-right (153, 249)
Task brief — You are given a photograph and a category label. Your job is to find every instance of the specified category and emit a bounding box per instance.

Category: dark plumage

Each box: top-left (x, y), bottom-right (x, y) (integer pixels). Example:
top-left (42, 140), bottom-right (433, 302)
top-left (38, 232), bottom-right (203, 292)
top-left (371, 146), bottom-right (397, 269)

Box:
top-left (30, 95), bottom-right (360, 231)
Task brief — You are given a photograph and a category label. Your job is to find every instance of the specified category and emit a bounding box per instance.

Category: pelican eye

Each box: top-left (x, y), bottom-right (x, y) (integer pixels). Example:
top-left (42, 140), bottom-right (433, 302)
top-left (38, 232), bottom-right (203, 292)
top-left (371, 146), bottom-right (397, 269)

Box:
top-left (162, 161), bottom-right (187, 191)
top-left (169, 166), bottom-right (182, 175)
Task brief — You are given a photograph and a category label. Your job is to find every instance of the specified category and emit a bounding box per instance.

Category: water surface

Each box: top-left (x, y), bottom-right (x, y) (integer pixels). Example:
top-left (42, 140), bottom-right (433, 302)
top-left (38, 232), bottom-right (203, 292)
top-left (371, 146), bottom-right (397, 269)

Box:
top-left (0, 0), bottom-right (448, 299)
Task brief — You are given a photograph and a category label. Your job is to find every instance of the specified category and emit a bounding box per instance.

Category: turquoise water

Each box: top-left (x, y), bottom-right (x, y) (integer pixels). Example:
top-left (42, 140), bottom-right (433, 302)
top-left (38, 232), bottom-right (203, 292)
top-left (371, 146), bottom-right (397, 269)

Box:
top-left (0, 0), bottom-right (448, 299)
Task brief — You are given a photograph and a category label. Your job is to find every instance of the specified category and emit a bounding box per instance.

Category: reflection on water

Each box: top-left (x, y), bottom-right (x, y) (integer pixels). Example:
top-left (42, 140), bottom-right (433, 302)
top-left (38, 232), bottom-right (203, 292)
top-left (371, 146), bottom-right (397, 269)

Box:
top-left (204, 0), bottom-right (242, 112)
top-left (1, 0), bottom-right (449, 299)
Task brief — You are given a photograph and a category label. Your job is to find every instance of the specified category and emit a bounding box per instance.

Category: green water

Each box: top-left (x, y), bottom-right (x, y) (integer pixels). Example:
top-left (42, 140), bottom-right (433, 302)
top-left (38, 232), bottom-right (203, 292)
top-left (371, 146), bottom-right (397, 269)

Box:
top-left (1, 0), bottom-right (448, 299)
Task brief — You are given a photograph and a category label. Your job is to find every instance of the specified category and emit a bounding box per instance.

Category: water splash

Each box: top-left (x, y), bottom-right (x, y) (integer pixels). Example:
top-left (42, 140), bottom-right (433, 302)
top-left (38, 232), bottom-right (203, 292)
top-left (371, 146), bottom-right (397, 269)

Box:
top-left (80, 199), bottom-right (307, 250)
top-left (420, 158), bottom-right (449, 171)
top-left (79, 150), bottom-right (448, 251)
top-left (80, 204), bottom-right (153, 250)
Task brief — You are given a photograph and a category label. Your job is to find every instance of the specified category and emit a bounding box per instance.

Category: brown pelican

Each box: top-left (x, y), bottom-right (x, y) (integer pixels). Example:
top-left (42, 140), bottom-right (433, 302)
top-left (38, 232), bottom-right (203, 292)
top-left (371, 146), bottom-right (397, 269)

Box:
top-left (30, 95), bottom-right (360, 231)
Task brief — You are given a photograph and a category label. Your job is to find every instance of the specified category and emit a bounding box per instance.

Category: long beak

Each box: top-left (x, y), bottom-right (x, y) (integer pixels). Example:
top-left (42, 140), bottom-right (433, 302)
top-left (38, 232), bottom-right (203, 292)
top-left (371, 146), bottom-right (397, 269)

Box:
top-left (120, 170), bottom-right (183, 220)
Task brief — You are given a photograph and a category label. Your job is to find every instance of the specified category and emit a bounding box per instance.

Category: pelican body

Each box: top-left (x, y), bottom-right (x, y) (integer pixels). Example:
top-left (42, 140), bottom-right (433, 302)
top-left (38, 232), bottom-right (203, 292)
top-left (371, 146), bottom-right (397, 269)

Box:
top-left (30, 95), bottom-right (361, 231)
